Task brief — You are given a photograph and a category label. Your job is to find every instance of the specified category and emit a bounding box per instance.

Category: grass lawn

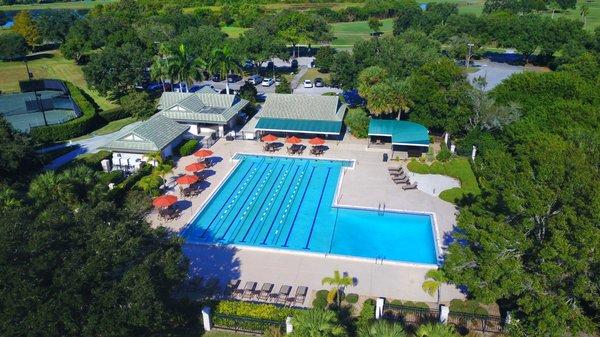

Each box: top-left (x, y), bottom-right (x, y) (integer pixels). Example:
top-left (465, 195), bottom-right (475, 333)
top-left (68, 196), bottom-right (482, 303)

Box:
top-left (221, 26), bottom-right (248, 38)
top-left (300, 68), bottom-right (332, 85)
top-left (0, 0), bottom-right (115, 11)
top-left (71, 117), bottom-right (137, 141)
top-left (0, 50), bottom-right (116, 111)
top-left (330, 18), bottom-right (394, 47)
top-left (407, 157), bottom-right (481, 204)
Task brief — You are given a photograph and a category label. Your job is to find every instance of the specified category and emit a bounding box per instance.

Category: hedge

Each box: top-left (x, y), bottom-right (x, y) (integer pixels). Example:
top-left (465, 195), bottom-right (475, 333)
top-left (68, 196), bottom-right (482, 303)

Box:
top-left (449, 299), bottom-right (489, 315)
top-left (213, 301), bottom-right (304, 331)
top-left (177, 139), bottom-right (198, 156)
top-left (99, 107), bottom-right (128, 122)
top-left (30, 81), bottom-right (100, 143)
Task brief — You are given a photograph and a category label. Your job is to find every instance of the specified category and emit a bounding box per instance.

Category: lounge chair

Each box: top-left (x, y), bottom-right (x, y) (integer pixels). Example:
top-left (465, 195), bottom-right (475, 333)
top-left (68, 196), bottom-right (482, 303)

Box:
top-left (402, 182), bottom-right (418, 190)
top-left (294, 286), bottom-right (308, 306)
top-left (394, 177), bottom-right (410, 184)
top-left (241, 281), bottom-right (257, 300)
top-left (258, 283), bottom-right (274, 301)
top-left (388, 166), bottom-right (403, 172)
top-left (226, 279), bottom-right (241, 297)
top-left (276, 285), bottom-right (292, 304)
top-left (390, 172), bottom-right (407, 179)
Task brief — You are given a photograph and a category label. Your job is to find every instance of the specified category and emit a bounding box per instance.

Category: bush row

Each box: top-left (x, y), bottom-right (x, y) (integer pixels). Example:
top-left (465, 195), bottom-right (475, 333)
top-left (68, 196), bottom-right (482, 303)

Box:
top-left (30, 81), bottom-right (99, 143)
top-left (99, 107), bottom-right (128, 122)
top-left (176, 139), bottom-right (199, 157)
top-left (213, 300), bottom-right (305, 332)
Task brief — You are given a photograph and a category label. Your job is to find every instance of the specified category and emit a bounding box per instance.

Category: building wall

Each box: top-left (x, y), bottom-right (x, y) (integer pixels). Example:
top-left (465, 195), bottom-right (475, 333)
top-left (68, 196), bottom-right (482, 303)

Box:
top-left (112, 152), bottom-right (145, 171)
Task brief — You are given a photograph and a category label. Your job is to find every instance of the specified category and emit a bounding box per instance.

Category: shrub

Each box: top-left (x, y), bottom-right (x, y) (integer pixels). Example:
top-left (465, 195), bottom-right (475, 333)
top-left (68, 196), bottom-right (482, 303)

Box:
top-left (316, 289), bottom-right (329, 300)
top-left (177, 139), bottom-right (198, 157)
top-left (402, 301), bottom-right (430, 309)
top-left (30, 81), bottom-right (100, 143)
top-left (357, 298), bottom-right (375, 329)
top-left (99, 170), bottom-right (125, 185)
top-left (124, 188), bottom-right (153, 214)
top-left (449, 299), bottom-right (488, 315)
top-left (345, 293), bottom-right (359, 304)
top-left (275, 77), bottom-right (292, 94)
top-left (312, 296), bottom-right (328, 309)
top-left (344, 108), bottom-right (370, 138)
top-left (99, 107), bottom-right (129, 122)
top-left (390, 299), bottom-right (403, 306)
top-left (116, 163), bottom-right (153, 191)
top-left (436, 142), bottom-right (452, 162)
top-left (213, 300), bottom-right (304, 331)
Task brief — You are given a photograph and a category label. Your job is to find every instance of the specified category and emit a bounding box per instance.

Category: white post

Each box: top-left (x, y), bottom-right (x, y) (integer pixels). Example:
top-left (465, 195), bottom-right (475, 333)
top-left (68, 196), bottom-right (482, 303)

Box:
top-left (471, 145), bottom-right (477, 161)
top-left (375, 298), bottom-right (385, 319)
top-left (218, 126), bottom-right (224, 138)
top-left (285, 316), bottom-right (293, 334)
top-left (439, 305), bottom-right (449, 324)
top-left (444, 132), bottom-right (449, 145)
top-left (202, 306), bottom-right (212, 331)
top-left (450, 144), bottom-right (456, 154)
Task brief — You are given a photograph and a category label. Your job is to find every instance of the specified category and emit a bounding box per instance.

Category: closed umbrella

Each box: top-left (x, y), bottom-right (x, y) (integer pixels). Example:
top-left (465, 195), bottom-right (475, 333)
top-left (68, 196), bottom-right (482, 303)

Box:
top-left (152, 195), bottom-right (177, 208)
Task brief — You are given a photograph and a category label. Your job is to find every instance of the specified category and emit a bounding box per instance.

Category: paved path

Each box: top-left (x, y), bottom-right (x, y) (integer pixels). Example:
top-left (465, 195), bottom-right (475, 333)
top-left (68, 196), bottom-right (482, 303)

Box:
top-left (290, 66), bottom-right (309, 89)
top-left (467, 60), bottom-right (523, 91)
top-left (42, 121), bottom-right (142, 170)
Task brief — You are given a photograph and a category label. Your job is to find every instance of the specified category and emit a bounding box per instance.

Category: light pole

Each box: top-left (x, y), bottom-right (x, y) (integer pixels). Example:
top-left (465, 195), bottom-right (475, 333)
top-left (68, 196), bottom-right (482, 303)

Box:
top-left (466, 43), bottom-right (474, 69)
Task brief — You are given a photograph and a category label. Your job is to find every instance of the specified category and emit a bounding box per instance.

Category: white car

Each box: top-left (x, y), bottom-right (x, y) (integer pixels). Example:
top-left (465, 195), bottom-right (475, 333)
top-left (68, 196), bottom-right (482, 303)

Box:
top-left (261, 78), bottom-right (274, 87)
top-left (303, 80), bottom-right (313, 88)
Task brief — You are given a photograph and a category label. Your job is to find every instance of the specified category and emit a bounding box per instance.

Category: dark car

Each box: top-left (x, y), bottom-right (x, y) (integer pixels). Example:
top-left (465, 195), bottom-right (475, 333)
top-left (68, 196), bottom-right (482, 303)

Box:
top-left (291, 59), bottom-right (298, 69)
top-left (342, 89), bottom-right (366, 108)
top-left (189, 84), bottom-right (215, 93)
top-left (145, 82), bottom-right (163, 92)
top-left (314, 78), bottom-right (324, 87)
top-left (211, 74), bottom-right (222, 82)
top-left (227, 74), bottom-right (242, 83)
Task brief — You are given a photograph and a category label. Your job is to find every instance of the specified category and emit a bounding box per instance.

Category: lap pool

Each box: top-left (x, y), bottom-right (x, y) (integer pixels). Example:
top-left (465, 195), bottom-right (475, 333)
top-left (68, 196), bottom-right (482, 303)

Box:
top-left (181, 154), bottom-right (439, 264)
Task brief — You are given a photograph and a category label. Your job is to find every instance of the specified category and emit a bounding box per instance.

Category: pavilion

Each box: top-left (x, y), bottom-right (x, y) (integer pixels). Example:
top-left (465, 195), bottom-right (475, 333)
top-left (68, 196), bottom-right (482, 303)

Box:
top-left (368, 119), bottom-right (430, 155)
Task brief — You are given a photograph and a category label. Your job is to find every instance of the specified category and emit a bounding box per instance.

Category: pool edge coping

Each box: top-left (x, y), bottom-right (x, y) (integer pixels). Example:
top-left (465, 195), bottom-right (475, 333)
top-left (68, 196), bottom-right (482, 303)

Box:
top-left (181, 152), bottom-right (442, 267)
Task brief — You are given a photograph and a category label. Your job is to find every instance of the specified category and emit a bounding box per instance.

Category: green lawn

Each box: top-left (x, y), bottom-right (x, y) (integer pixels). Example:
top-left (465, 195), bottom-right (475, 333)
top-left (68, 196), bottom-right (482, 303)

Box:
top-left (330, 18), bottom-right (394, 47)
top-left (0, 0), bottom-right (115, 11)
top-left (407, 157), bottom-right (481, 204)
top-left (0, 50), bottom-right (116, 111)
top-left (72, 117), bottom-right (137, 140)
top-left (300, 68), bottom-right (332, 84)
top-left (221, 26), bottom-right (248, 38)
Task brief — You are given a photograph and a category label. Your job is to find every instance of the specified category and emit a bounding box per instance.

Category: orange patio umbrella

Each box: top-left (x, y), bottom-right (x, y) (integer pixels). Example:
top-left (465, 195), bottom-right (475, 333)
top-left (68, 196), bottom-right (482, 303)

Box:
top-left (194, 149), bottom-right (214, 158)
top-left (185, 162), bottom-right (206, 172)
top-left (261, 134), bottom-right (278, 142)
top-left (308, 137), bottom-right (326, 145)
top-left (152, 194), bottom-right (178, 208)
top-left (286, 136), bottom-right (302, 144)
top-left (176, 175), bottom-right (199, 185)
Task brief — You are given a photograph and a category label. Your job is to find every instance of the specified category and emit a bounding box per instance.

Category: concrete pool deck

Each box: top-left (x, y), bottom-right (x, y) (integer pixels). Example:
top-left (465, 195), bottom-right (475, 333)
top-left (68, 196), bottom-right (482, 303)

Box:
top-left (149, 137), bottom-right (465, 303)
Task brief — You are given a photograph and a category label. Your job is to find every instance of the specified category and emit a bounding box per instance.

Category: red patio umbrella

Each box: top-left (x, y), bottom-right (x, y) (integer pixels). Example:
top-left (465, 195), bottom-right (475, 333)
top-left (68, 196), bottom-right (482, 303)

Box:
top-left (152, 194), bottom-right (178, 208)
top-left (185, 162), bottom-right (206, 172)
top-left (194, 149), bottom-right (214, 158)
top-left (176, 175), bottom-right (199, 185)
top-left (261, 134), bottom-right (278, 142)
top-left (286, 136), bottom-right (302, 144)
top-left (308, 137), bottom-right (326, 145)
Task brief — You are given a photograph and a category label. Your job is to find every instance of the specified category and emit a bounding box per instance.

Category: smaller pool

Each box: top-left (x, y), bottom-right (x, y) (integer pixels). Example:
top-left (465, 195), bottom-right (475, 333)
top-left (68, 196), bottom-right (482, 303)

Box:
top-left (182, 155), bottom-right (439, 264)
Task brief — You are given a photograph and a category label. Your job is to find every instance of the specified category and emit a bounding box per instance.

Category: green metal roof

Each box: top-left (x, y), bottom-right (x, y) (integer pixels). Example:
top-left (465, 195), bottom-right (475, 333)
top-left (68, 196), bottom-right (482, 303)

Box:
top-left (157, 92), bottom-right (248, 124)
top-left (368, 119), bottom-right (429, 147)
top-left (102, 114), bottom-right (189, 153)
top-left (256, 118), bottom-right (343, 135)
top-left (258, 93), bottom-right (346, 121)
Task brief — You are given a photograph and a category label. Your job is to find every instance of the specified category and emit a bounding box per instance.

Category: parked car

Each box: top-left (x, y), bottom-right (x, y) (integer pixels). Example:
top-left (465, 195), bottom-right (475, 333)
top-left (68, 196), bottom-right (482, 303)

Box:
top-left (342, 89), bottom-right (366, 107)
top-left (314, 78), bottom-right (324, 87)
top-left (145, 82), bottom-right (163, 92)
top-left (261, 78), bottom-right (274, 87)
top-left (291, 59), bottom-right (298, 69)
top-left (274, 77), bottom-right (282, 85)
top-left (189, 84), bottom-right (215, 93)
top-left (219, 88), bottom-right (239, 95)
top-left (243, 60), bottom-right (254, 69)
top-left (227, 74), bottom-right (242, 83)
top-left (172, 83), bottom-right (188, 92)
top-left (255, 92), bottom-right (267, 102)
top-left (211, 74), bottom-right (222, 82)
top-left (248, 75), bottom-right (263, 85)
top-left (303, 80), bottom-right (313, 88)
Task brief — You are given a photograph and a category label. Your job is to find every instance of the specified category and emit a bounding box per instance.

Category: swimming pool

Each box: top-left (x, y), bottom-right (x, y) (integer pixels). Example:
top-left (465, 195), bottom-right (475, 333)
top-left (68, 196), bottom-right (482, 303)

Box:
top-left (181, 154), bottom-right (438, 264)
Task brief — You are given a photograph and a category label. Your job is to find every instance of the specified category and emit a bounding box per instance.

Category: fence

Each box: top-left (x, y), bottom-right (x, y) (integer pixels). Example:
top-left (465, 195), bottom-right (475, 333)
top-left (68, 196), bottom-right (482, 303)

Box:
top-left (383, 303), bottom-right (439, 325)
top-left (212, 313), bottom-right (285, 334)
top-left (448, 311), bottom-right (503, 333)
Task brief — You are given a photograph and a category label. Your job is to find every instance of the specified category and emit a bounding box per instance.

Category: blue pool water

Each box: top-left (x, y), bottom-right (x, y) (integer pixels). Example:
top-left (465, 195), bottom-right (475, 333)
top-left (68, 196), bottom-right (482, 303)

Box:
top-left (181, 155), bottom-right (438, 264)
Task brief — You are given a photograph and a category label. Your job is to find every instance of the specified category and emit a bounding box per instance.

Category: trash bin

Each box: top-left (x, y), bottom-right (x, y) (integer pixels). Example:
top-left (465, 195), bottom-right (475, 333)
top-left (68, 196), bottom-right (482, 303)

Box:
top-left (383, 153), bottom-right (388, 162)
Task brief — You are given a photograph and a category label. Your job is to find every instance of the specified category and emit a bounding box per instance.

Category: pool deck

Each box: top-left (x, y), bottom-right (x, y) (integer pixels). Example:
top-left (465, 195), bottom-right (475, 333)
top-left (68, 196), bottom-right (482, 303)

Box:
top-left (149, 137), bottom-right (465, 304)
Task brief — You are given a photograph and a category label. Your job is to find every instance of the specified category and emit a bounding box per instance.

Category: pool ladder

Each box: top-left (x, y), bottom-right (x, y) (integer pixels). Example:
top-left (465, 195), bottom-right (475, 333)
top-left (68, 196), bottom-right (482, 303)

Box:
top-left (377, 203), bottom-right (386, 215)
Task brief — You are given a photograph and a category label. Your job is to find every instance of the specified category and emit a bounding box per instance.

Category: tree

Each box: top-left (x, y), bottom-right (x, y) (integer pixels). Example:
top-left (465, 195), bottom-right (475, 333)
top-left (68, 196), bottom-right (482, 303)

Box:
top-left (135, 174), bottom-right (163, 197)
top-left (35, 10), bottom-right (78, 44)
top-left (166, 43), bottom-right (206, 93)
top-left (233, 3), bottom-right (264, 28)
top-left (0, 32), bottom-right (28, 61)
top-left (150, 55), bottom-right (170, 93)
top-left (0, 10), bottom-right (7, 26)
top-left (580, 4), bottom-right (590, 27)
top-left (358, 66), bottom-right (411, 118)
top-left (119, 91), bottom-right (155, 119)
top-left (468, 82), bottom-right (520, 131)
top-left (344, 108), bottom-right (370, 138)
top-left (368, 17), bottom-right (382, 34)
top-left (321, 270), bottom-right (353, 307)
top-left (208, 45), bottom-right (242, 95)
top-left (12, 11), bottom-right (40, 48)
top-left (392, 1), bottom-right (423, 35)
top-left (421, 269), bottom-right (447, 306)
top-left (315, 46), bottom-right (337, 73)
top-left (236, 27), bottom-right (288, 71)
top-left (415, 323), bottom-right (459, 337)
top-left (331, 51), bottom-right (357, 90)
top-left (168, 26), bottom-right (226, 63)
top-left (0, 116), bottom-right (39, 184)
top-left (275, 77), bottom-right (292, 94)
top-left (291, 309), bottom-right (347, 337)
top-left (239, 81), bottom-right (258, 103)
top-left (483, 0), bottom-right (523, 13)
top-left (60, 19), bottom-right (95, 62)
top-left (358, 320), bottom-right (407, 337)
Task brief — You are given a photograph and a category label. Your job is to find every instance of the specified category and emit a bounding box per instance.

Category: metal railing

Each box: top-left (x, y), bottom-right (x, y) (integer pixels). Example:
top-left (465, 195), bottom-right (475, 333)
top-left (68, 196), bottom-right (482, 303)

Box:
top-left (448, 311), bottom-right (503, 333)
top-left (212, 313), bottom-right (285, 334)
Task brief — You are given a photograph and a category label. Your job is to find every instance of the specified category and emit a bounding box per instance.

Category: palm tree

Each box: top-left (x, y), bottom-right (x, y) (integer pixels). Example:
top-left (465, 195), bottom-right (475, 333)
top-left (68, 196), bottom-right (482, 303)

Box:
top-left (166, 43), bottom-right (206, 93)
top-left (0, 186), bottom-right (22, 208)
top-left (150, 56), bottom-right (170, 93)
top-left (358, 320), bottom-right (407, 337)
top-left (422, 269), bottom-right (447, 306)
top-left (415, 323), bottom-right (458, 337)
top-left (135, 174), bottom-right (164, 197)
top-left (291, 309), bottom-right (347, 337)
top-left (208, 45), bottom-right (242, 95)
top-left (580, 4), bottom-right (590, 27)
top-left (321, 270), bottom-right (353, 307)
top-left (146, 151), bottom-right (164, 166)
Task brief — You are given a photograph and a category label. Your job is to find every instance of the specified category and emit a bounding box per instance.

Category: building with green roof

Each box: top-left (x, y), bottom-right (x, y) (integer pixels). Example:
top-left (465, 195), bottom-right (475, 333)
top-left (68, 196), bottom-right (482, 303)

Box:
top-left (253, 93), bottom-right (347, 137)
top-left (158, 91), bottom-right (248, 137)
top-left (101, 114), bottom-right (189, 171)
top-left (368, 119), bottom-right (430, 154)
